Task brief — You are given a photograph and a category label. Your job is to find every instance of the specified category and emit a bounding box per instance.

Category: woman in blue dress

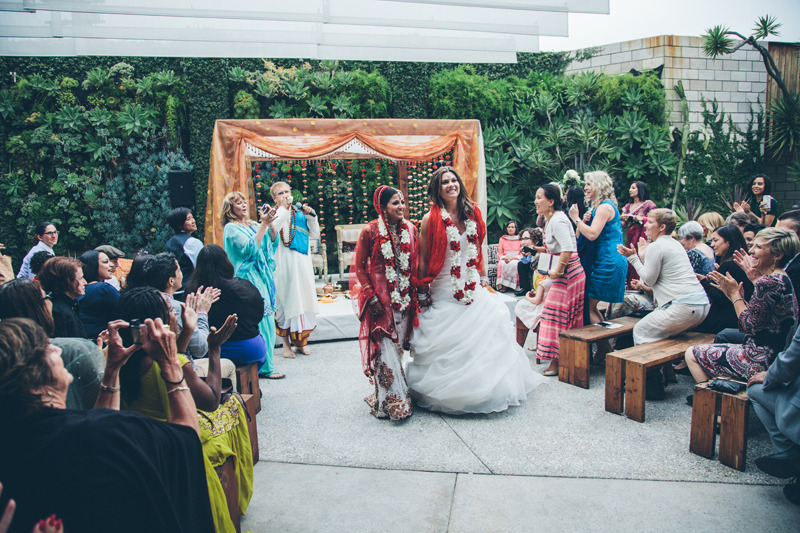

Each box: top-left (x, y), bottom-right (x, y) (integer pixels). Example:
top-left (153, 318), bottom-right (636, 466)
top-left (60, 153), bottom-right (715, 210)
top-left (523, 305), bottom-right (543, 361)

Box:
top-left (568, 171), bottom-right (627, 359)
top-left (221, 191), bottom-right (284, 379)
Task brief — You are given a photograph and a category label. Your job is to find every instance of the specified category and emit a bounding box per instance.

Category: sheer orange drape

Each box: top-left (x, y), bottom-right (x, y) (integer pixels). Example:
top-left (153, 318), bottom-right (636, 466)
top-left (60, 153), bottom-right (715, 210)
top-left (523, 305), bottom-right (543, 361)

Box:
top-left (205, 118), bottom-right (482, 244)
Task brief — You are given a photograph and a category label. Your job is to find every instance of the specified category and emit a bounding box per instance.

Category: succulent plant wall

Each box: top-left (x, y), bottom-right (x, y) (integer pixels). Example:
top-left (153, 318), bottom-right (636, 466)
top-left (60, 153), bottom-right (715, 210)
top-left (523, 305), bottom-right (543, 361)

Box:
top-left (0, 63), bottom-right (187, 262)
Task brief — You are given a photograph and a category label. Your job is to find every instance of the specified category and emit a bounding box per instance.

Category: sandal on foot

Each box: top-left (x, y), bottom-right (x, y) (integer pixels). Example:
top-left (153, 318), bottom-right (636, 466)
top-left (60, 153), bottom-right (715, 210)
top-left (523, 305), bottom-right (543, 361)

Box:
top-left (260, 372), bottom-right (286, 379)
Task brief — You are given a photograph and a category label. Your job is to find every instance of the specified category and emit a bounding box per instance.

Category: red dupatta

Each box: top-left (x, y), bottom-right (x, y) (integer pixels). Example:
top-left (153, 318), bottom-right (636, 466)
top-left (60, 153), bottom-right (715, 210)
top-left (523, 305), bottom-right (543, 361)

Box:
top-left (422, 203), bottom-right (486, 286)
top-left (349, 186), bottom-right (419, 377)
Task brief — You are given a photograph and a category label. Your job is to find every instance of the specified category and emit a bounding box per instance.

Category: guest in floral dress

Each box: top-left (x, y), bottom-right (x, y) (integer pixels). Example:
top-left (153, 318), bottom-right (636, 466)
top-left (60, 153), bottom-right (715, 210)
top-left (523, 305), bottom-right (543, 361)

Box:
top-left (686, 228), bottom-right (799, 382)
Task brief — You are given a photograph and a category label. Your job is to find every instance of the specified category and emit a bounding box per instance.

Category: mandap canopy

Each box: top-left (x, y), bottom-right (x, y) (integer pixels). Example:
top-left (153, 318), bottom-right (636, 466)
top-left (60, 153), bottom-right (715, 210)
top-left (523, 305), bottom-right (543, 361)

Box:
top-left (204, 118), bottom-right (486, 244)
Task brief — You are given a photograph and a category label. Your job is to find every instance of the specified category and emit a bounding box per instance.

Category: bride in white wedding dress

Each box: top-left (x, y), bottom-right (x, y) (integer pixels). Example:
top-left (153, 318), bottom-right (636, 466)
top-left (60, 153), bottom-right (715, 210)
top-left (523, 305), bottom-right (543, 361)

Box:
top-left (406, 166), bottom-right (544, 415)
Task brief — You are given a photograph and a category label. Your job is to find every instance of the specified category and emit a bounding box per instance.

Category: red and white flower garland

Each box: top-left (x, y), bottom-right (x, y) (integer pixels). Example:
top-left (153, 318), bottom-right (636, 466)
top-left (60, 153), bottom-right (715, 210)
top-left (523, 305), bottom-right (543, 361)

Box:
top-left (378, 216), bottom-right (412, 312)
top-left (441, 209), bottom-right (479, 305)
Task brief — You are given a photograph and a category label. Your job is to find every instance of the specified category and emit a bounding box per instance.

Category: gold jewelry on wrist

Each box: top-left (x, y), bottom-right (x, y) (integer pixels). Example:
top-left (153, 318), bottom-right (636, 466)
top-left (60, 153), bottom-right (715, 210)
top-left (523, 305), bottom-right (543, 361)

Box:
top-left (559, 260), bottom-right (568, 266)
top-left (167, 386), bottom-right (190, 395)
top-left (99, 383), bottom-right (120, 393)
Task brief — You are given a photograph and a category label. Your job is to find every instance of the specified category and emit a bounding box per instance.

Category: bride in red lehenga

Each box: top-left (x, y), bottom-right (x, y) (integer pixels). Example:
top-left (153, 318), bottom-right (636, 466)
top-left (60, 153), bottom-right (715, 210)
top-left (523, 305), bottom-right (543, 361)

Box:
top-left (350, 185), bottom-right (419, 420)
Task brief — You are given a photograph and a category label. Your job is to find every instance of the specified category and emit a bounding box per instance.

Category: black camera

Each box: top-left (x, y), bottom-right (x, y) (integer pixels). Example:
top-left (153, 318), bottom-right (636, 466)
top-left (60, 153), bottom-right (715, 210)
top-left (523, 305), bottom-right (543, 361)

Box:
top-left (129, 318), bottom-right (142, 344)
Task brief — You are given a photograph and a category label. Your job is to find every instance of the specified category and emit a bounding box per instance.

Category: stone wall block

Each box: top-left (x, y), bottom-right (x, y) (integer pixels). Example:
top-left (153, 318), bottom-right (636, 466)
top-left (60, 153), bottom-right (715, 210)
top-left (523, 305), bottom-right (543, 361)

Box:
top-left (722, 60), bottom-right (741, 71)
top-left (591, 54), bottom-right (612, 67)
top-left (603, 42), bottom-right (622, 55)
top-left (632, 48), bottom-right (654, 60)
top-left (705, 80), bottom-right (723, 91)
top-left (611, 51), bottom-right (633, 63)
top-left (722, 81), bottom-right (739, 92)
top-left (729, 71), bottom-right (747, 82)
top-left (689, 57), bottom-right (707, 70)
top-left (714, 70), bottom-right (732, 81)
top-left (698, 69), bottom-right (715, 80)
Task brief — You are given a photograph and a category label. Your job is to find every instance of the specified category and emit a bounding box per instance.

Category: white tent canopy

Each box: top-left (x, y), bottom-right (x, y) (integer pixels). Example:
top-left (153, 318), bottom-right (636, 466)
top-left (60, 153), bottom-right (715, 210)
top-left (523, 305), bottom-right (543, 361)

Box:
top-left (0, 0), bottom-right (609, 62)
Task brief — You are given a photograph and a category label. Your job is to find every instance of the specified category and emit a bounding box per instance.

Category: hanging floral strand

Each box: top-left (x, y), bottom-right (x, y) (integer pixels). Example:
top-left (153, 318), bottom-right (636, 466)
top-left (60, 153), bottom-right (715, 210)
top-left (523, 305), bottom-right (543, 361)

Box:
top-left (346, 160), bottom-right (354, 224)
top-left (316, 161), bottom-right (326, 244)
top-left (332, 162), bottom-right (340, 226)
top-left (301, 161), bottom-right (308, 203)
top-left (360, 160), bottom-right (369, 222)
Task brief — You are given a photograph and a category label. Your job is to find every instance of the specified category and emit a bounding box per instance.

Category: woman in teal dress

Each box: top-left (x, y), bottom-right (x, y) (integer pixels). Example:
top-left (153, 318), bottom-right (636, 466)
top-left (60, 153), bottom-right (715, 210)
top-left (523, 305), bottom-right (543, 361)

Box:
top-left (568, 171), bottom-right (627, 359)
top-left (221, 191), bottom-right (284, 379)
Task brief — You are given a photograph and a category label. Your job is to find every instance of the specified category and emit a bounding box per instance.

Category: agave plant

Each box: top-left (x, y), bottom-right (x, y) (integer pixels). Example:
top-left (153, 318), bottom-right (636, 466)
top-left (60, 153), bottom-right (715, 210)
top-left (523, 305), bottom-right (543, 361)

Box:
top-left (54, 105), bottom-right (87, 133)
top-left (675, 199), bottom-right (705, 224)
top-left (718, 184), bottom-right (745, 213)
top-left (486, 181), bottom-right (524, 229)
top-left (307, 94), bottom-right (328, 117)
top-left (330, 95), bottom-right (353, 117)
top-left (482, 126), bottom-right (502, 151)
top-left (485, 150), bottom-right (515, 184)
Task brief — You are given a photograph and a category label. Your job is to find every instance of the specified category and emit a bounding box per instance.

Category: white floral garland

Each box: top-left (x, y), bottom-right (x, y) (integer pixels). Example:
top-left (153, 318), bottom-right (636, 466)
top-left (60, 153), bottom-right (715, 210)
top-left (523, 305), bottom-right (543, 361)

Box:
top-left (378, 216), bottom-right (412, 312)
top-left (441, 208), bottom-right (479, 305)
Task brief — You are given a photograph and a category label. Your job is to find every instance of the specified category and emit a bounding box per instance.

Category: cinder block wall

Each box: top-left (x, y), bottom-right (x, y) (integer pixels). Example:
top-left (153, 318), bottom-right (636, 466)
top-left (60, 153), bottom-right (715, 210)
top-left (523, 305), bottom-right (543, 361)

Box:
top-left (566, 35), bottom-right (767, 132)
top-left (565, 35), bottom-right (800, 206)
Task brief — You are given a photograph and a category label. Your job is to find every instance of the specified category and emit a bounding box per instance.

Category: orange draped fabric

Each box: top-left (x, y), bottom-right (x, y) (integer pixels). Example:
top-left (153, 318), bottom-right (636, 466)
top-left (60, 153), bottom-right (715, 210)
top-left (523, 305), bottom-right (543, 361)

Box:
top-left (205, 119), bottom-right (483, 244)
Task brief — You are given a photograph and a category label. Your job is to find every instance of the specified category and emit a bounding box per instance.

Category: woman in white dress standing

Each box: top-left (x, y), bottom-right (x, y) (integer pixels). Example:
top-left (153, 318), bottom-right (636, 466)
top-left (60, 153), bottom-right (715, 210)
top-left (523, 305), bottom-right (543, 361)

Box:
top-left (406, 166), bottom-right (543, 415)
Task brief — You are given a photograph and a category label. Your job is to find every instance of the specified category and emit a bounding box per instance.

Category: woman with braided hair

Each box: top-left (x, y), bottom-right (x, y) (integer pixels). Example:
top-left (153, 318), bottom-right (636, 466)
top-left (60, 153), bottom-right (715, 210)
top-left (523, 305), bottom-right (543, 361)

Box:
top-left (350, 185), bottom-right (418, 420)
top-left (405, 166), bottom-right (543, 415)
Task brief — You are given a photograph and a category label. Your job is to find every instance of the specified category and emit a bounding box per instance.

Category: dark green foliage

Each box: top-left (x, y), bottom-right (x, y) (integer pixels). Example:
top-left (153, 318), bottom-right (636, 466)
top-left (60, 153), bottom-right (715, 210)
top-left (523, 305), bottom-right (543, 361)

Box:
top-left (680, 99), bottom-right (764, 212)
top-left (429, 66), bottom-right (519, 124)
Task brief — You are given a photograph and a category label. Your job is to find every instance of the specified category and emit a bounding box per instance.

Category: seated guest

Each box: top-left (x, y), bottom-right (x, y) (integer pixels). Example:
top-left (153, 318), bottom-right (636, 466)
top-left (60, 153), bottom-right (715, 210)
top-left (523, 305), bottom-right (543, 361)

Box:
top-left (77, 250), bottom-right (120, 340)
top-left (16, 221), bottom-right (58, 280)
top-left (496, 219), bottom-right (522, 292)
top-left (686, 228), bottom-right (799, 384)
top-left (726, 210), bottom-right (758, 234)
top-left (747, 325), bottom-right (800, 504)
top-left (29, 250), bottom-right (54, 282)
top-left (0, 278), bottom-right (104, 410)
top-left (693, 224), bottom-right (755, 335)
top-left (94, 245), bottom-right (125, 290)
top-left (677, 221), bottom-right (715, 276)
top-left (37, 257), bottom-right (87, 338)
top-left (743, 223), bottom-right (766, 248)
top-left (185, 245), bottom-right (269, 368)
top-left (698, 212), bottom-right (726, 244)
top-left (617, 209), bottom-right (710, 396)
top-left (735, 173), bottom-right (780, 227)
top-left (515, 227), bottom-right (541, 296)
top-left (164, 208), bottom-right (204, 293)
top-left (515, 277), bottom-right (553, 350)
top-left (128, 253), bottom-right (210, 359)
top-left (117, 287), bottom-right (251, 533)
top-left (0, 317), bottom-right (215, 533)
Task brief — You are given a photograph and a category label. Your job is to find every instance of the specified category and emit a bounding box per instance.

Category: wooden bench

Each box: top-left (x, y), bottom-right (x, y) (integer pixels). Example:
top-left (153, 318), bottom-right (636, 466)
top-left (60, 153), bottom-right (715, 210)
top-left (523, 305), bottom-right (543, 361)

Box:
top-left (235, 363), bottom-right (261, 414)
top-left (214, 455), bottom-right (241, 533)
top-left (240, 393), bottom-right (260, 465)
top-left (604, 331), bottom-right (714, 422)
top-left (690, 381), bottom-right (751, 471)
top-left (558, 316), bottom-right (640, 389)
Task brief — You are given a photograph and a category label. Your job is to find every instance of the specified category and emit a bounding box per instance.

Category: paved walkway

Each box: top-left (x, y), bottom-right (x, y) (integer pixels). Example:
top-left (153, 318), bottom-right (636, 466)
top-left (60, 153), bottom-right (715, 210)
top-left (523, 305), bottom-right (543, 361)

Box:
top-left (241, 338), bottom-right (800, 532)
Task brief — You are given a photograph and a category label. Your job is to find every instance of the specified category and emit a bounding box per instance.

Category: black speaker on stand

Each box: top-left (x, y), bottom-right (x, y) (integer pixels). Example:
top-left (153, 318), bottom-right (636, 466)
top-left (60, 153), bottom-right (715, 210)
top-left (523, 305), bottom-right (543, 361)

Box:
top-left (168, 170), bottom-right (194, 208)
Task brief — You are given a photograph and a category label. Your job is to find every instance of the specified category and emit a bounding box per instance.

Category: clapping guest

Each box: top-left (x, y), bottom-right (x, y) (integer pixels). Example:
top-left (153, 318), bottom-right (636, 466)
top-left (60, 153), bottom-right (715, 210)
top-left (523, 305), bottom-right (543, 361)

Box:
top-left (496, 220), bottom-right (522, 292)
top-left (77, 250), bottom-right (120, 340)
top-left (36, 257), bottom-right (87, 338)
top-left (17, 222), bottom-right (58, 280)
top-left (617, 209), bottom-right (710, 344)
top-left (743, 223), bottom-right (767, 248)
top-left (686, 228), bottom-right (799, 384)
top-left (621, 181), bottom-right (657, 287)
top-left (693, 224), bottom-right (754, 335)
top-left (677, 221), bottom-right (715, 276)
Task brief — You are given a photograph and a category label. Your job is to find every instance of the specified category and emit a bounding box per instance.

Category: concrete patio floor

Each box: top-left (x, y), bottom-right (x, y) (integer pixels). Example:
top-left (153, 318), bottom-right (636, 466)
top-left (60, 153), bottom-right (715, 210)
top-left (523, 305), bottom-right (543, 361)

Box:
top-left (241, 337), bottom-right (800, 532)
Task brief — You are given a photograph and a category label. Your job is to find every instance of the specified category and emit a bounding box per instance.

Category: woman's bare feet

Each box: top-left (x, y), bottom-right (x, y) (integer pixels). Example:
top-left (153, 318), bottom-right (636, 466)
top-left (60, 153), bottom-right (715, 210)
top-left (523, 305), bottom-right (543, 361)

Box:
top-left (297, 345), bottom-right (311, 355)
top-left (282, 344), bottom-right (296, 358)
